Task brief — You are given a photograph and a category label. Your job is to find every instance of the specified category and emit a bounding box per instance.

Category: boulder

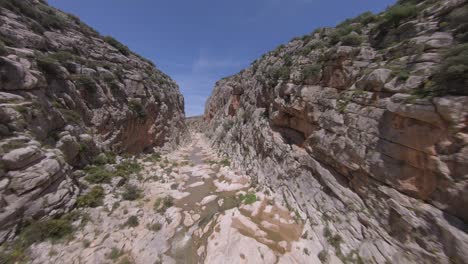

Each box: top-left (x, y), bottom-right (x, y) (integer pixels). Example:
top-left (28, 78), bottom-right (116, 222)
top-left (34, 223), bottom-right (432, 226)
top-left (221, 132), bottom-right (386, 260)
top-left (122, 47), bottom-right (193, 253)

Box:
top-left (2, 145), bottom-right (43, 170)
top-left (0, 56), bottom-right (37, 90)
top-left (57, 135), bottom-right (80, 163)
top-left (7, 153), bottom-right (65, 195)
top-left (356, 68), bottom-right (392, 91)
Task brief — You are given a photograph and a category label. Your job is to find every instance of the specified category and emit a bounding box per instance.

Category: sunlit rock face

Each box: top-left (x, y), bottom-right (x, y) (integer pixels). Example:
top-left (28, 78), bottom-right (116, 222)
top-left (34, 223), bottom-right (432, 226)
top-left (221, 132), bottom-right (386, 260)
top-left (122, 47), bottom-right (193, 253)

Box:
top-left (0, 0), bottom-right (186, 242)
top-left (204, 0), bottom-right (468, 263)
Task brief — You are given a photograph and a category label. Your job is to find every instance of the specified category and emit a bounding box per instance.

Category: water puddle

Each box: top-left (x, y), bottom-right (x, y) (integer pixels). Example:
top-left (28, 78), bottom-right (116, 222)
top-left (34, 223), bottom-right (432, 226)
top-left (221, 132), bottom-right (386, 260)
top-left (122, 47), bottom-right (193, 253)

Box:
top-left (167, 144), bottom-right (246, 263)
top-left (165, 138), bottom-right (303, 263)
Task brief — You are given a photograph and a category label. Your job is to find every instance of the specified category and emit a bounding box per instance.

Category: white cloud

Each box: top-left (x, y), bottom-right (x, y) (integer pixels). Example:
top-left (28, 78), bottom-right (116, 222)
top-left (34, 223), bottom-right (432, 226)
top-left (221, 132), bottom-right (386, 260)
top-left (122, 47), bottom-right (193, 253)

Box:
top-left (172, 73), bottom-right (216, 116)
top-left (171, 50), bottom-right (247, 116)
top-left (192, 53), bottom-right (244, 73)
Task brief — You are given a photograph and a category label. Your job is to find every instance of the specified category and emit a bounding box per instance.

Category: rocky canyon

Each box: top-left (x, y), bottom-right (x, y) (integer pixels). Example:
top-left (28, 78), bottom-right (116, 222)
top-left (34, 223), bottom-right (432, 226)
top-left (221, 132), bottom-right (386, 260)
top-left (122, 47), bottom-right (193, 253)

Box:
top-left (1, 0), bottom-right (468, 264)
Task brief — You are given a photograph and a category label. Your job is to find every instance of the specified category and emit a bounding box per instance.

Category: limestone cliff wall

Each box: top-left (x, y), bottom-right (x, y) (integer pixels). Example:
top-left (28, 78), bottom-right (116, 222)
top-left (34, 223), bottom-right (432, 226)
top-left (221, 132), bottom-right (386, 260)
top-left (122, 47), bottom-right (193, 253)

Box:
top-left (205, 0), bottom-right (468, 263)
top-left (0, 0), bottom-right (186, 241)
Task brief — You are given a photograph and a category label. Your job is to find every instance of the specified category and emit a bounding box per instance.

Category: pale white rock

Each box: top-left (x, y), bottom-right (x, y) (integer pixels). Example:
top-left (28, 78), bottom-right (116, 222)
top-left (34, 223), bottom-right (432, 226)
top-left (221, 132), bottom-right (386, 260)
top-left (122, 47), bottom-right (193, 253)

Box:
top-left (214, 180), bottom-right (248, 192)
top-left (205, 209), bottom-right (277, 264)
top-left (183, 211), bottom-right (194, 227)
top-left (188, 181), bottom-right (204, 188)
top-left (200, 195), bottom-right (217, 205)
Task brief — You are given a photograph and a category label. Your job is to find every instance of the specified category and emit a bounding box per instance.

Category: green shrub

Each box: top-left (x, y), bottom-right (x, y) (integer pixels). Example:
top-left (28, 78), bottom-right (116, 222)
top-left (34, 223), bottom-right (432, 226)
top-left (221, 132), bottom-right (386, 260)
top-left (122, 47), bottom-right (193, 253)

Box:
top-left (67, 13), bottom-right (100, 37)
top-left (38, 9), bottom-right (66, 30)
top-left (121, 184), bottom-right (141, 201)
top-left (84, 166), bottom-right (113, 183)
top-left (77, 186), bottom-right (105, 207)
top-left (153, 198), bottom-right (162, 211)
top-left (14, 105), bottom-right (28, 114)
top-left (37, 51), bottom-right (79, 75)
top-left (356, 11), bottom-right (377, 25)
top-left (144, 153), bottom-right (161, 162)
top-left (129, 100), bottom-right (147, 118)
top-left (21, 217), bottom-right (73, 244)
top-left (0, 213), bottom-right (76, 263)
top-left (310, 40), bottom-right (325, 49)
top-left (72, 74), bottom-right (98, 93)
top-left (272, 44), bottom-right (285, 56)
top-left (396, 69), bottom-right (410, 81)
top-left (337, 98), bottom-right (349, 113)
top-left (0, 0), bottom-right (17, 10)
top-left (1, 140), bottom-right (26, 153)
top-left (37, 55), bottom-right (61, 74)
top-left (328, 31), bottom-right (341, 46)
top-left (383, 3), bottom-right (418, 27)
top-left (50, 51), bottom-right (76, 63)
top-left (446, 5), bottom-right (468, 25)
top-left (301, 64), bottom-right (321, 81)
top-left (300, 46), bottom-right (313, 56)
top-left (58, 108), bottom-right (82, 124)
top-left (318, 250), bottom-right (329, 263)
top-left (330, 234), bottom-right (342, 250)
top-left (103, 36), bottom-right (130, 56)
top-left (102, 74), bottom-right (116, 83)
top-left (30, 22), bottom-right (46, 34)
top-left (340, 34), bottom-right (363, 46)
top-left (82, 239), bottom-right (91, 248)
top-left (108, 80), bottom-right (121, 91)
top-left (222, 120), bottom-right (234, 131)
top-left (301, 34), bottom-right (313, 43)
top-left (0, 39), bottom-right (7, 56)
top-left (125, 216), bottom-right (139, 227)
top-left (251, 60), bottom-right (259, 73)
top-left (279, 66), bottom-right (291, 80)
top-left (118, 256), bottom-right (134, 264)
top-left (220, 158), bottom-right (230, 167)
top-left (115, 160), bottom-right (142, 178)
top-left (0, 0), bottom-right (67, 30)
top-left (239, 193), bottom-right (257, 205)
top-left (323, 225), bottom-right (332, 238)
top-left (79, 143), bottom-right (88, 154)
top-left (108, 247), bottom-right (123, 260)
top-left (430, 43), bottom-right (468, 96)
top-left (328, 25), bottom-right (358, 45)
top-left (283, 54), bottom-right (293, 67)
top-left (147, 222), bottom-right (162, 232)
top-left (268, 66), bottom-right (291, 81)
top-left (154, 196), bottom-right (174, 213)
top-left (0, 34), bottom-right (15, 47)
top-left (93, 152), bottom-right (117, 165)
top-left (162, 196), bottom-right (174, 208)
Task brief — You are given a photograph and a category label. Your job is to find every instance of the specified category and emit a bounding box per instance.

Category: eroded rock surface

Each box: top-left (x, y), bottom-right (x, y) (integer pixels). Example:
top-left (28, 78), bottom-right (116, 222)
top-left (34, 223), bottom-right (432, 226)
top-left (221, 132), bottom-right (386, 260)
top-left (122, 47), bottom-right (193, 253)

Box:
top-left (204, 0), bottom-right (468, 263)
top-left (0, 0), bottom-right (185, 242)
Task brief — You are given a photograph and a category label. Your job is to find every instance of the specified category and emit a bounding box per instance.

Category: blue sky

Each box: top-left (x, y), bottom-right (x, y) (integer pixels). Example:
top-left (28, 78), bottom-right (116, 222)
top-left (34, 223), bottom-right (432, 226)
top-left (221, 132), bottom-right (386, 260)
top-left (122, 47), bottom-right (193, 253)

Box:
top-left (49, 0), bottom-right (396, 116)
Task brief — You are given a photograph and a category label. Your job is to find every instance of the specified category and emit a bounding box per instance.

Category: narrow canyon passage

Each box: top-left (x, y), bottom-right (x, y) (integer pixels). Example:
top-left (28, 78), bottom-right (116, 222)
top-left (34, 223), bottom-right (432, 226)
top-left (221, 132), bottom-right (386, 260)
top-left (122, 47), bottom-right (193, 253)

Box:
top-left (27, 132), bottom-right (314, 264)
top-left (1, 1), bottom-right (467, 263)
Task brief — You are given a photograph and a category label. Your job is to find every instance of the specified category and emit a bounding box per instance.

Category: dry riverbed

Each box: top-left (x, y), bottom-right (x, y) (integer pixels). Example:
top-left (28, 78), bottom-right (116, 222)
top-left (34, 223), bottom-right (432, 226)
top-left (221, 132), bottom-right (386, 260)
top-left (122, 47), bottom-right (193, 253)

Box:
top-left (17, 133), bottom-right (324, 263)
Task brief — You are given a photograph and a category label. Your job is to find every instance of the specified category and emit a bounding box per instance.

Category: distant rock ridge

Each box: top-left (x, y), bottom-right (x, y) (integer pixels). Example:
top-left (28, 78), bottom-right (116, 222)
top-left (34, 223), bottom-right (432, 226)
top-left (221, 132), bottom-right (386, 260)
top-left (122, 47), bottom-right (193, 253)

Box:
top-left (0, 0), bottom-right (186, 242)
top-left (204, 0), bottom-right (468, 262)
top-left (186, 115), bottom-right (204, 132)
